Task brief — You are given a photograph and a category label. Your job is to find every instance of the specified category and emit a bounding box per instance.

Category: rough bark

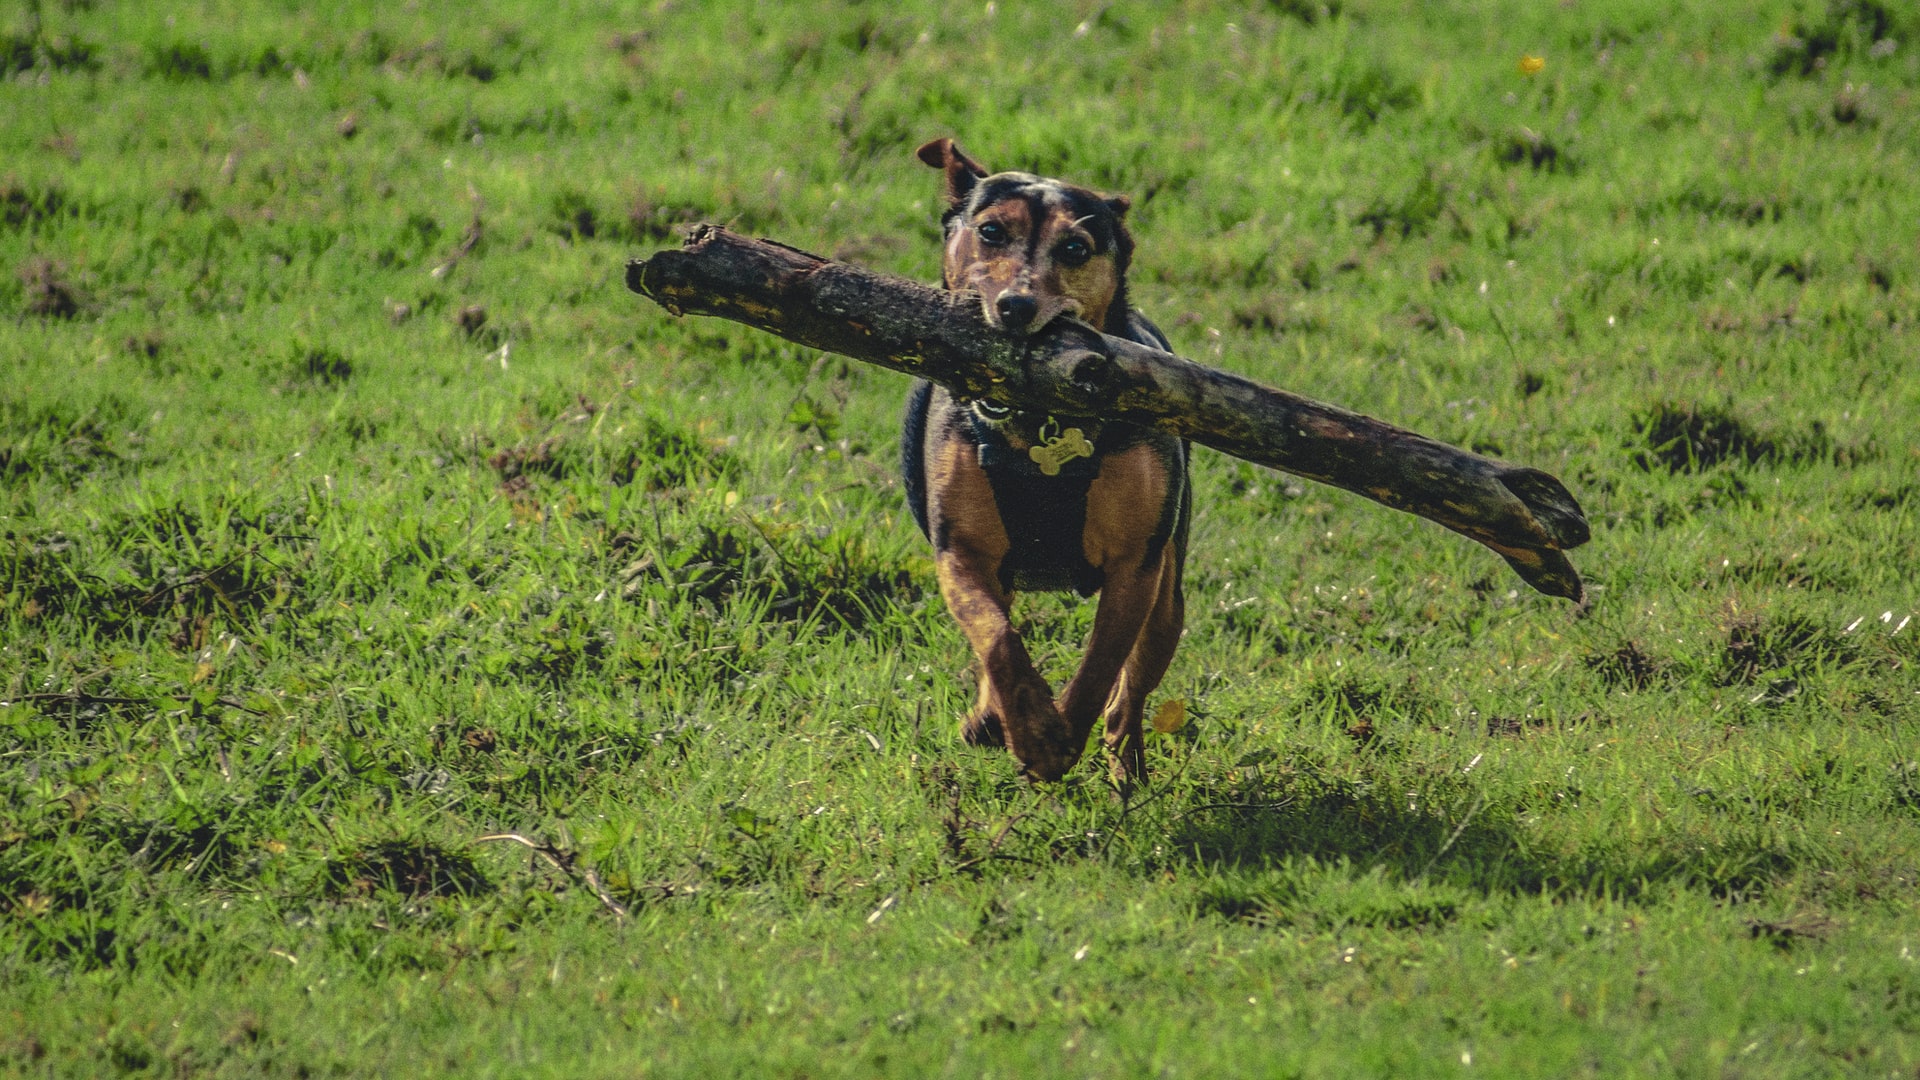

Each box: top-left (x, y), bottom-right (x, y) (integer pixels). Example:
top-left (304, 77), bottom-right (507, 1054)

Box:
top-left (626, 225), bottom-right (1589, 603)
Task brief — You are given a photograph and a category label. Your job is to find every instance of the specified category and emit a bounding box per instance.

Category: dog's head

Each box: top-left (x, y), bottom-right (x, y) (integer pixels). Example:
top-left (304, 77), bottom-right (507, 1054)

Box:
top-left (917, 138), bottom-right (1135, 337)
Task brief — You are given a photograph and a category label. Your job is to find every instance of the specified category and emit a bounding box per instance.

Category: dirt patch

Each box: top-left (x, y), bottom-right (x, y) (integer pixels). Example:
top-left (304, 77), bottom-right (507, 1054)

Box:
top-left (1356, 170), bottom-right (1450, 239)
top-left (1299, 676), bottom-right (1427, 720)
top-left (323, 839), bottom-right (491, 901)
top-left (1636, 402), bottom-right (1773, 472)
top-left (622, 522), bottom-right (915, 632)
top-left (1719, 614), bottom-right (1855, 685)
top-left (624, 191), bottom-right (711, 243)
top-left (548, 189), bottom-right (599, 241)
top-left (1324, 60), bottom-right (1417, 128)
top-left (487, 412), bottom-right (735, 494)
top-left (1230, 297), bottom-right (1324, 334)
top-left (1, 32), bottom-right (99, 77)
top-left (0, 397), bottom-right (132, 484)
top-left (1666, 186), bottom-right (1790, 225)
top-left (286, 344), bottom-right (353, 387)
top-left (1483, 715), bottom-right (1551, 737)
top-left (1768, 0), bottom-right (1907, 77)
top-left (145, 41), bottom-right (214, 80)
top-left (17, 257), bottom-right (83, 320)
top-left (7, 505), bottom-right (306, 640)
top-left (1633, 401), bottom-right (1863, 473)
top-left (1584, 641), bottom-right (1667, 691)
top-left (1, 179), bottom-right (72, 230)
top-left (1746, 912), bottom-right (1836, 949)
top-left (1892, 762), bottom-right (1920, 812)
top-left (1852, 483), bottom-right (1916, 510)
top-left (1270, 0), bottom-right (1343, 25)
top-left (1295, 676), bottom-right (1428, 753)
top-left (1497, 127), bottom-right (1576, 174)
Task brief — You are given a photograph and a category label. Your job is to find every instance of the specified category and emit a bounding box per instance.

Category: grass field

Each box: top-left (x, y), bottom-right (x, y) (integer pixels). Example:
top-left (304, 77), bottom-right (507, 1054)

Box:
top-left (3, 0), bottom-right (1919, 1074)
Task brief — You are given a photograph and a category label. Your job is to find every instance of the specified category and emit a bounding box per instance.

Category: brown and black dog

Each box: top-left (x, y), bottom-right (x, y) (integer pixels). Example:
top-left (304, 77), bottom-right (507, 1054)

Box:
top-left (901, 138), bottom-right (1191, 786)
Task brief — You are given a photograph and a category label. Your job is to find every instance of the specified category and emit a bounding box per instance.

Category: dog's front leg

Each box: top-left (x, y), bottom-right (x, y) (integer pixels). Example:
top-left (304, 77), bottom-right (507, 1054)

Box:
top-left (1055, 547), bottom-right (1162, 759)
top-left (1058, 443), bottom-right (1182, 789)
top-left (934, 549), bottom-right (1079, 780)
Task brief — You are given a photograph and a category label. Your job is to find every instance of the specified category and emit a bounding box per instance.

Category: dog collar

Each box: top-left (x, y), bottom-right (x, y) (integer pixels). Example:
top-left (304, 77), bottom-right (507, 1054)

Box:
top-left (968, 403), bottom-right (1098, 477)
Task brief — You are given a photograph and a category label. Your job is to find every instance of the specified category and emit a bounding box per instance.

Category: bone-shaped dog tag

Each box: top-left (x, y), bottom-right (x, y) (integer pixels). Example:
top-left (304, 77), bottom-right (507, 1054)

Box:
top-left (1028, 427), bottom-right (1093, 476)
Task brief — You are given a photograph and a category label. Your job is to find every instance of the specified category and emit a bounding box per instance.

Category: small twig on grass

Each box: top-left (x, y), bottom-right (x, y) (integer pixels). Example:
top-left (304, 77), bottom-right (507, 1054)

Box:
top-left (1745, 913), bottom-right (1836, 948)
top-left (1481, 288), bottom-right (1522, 372)
top-left (476, 832), bottom-right (629, 921)
top-left (137, 543), bottom-right (290, 625)
top-left (11, 689), bottom-right (270, 736)
top-left (4, 692), bottom-right (149, 708)
top-left (950, 810), bottom-right (1033, 874)
top-left (1419, 793), bottom-right (1487, 878)
top-left (430, 185), bottom-right (485, 279)
top-left (1164, 799), bottom-right (1298, 825)
top-left (214, 696), bottom-right (270, 716)
top-left (1096, 737), bottom-right (1204, 858)
top-left (740, 512), bottom-right (807, 581)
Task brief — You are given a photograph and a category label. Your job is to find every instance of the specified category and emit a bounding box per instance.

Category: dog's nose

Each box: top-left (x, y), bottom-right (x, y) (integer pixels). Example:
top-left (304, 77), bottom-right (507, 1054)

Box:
top-left (994, 294), bottom-right (1039, 332)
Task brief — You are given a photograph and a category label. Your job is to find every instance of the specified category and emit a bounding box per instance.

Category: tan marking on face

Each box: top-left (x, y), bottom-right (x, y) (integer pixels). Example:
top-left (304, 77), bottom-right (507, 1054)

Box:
top-left (1035, 199), bottom-right (1121, 331)
top-left (945, 188), bottom-right (1120, 334)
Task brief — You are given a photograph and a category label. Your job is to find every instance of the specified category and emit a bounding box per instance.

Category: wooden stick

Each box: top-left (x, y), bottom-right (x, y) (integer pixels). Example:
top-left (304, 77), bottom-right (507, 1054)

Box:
top-left (476, 833), bottom-right (630, 921)
top-left (626, 226), bottom-right (1588, 603)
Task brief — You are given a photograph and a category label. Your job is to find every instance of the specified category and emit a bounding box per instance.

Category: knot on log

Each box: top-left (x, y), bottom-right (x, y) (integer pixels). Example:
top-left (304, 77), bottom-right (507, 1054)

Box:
top-left (1029, 347), bottom-right (1120, 410)
top-left (1065, 349), bottom-right (1119, 395)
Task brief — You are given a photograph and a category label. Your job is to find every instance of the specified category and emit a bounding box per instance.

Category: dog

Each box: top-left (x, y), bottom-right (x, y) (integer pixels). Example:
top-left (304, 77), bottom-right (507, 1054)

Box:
top-left (901, 138), bottom-right (1191, 786)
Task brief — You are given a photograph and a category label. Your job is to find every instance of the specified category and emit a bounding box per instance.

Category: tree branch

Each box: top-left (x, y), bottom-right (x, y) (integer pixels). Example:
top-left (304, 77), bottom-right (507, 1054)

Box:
top-left (626, 225), bottom-right (1588, 603)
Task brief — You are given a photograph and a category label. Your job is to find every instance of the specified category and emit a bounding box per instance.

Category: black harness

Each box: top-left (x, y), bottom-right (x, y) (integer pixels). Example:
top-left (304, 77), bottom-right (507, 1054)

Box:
top-left (967, 404), bottom-right (1109, 596)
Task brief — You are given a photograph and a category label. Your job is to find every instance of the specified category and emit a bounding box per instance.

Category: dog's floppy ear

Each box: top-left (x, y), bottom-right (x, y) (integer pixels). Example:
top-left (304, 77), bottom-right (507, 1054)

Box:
top-left (1103, 194), bottom-right (1132, 219)
top-left (916, 138), bottom-right (990, 209)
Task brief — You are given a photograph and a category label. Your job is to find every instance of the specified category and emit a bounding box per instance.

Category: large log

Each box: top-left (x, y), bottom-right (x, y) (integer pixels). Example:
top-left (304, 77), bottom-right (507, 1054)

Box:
top-left (626, 225), bottom-right (1589, 604)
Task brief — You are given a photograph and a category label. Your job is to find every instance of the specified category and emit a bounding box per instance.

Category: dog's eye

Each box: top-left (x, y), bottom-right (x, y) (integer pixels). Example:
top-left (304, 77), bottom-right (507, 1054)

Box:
top-left (1056, 238), bottom-right (1092, 267)
top-left (976, 221), bottom-right (1009, 246)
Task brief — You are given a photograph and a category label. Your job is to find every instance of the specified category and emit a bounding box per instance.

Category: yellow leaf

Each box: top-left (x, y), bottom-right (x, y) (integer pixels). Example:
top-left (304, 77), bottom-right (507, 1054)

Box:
top-left (1519, 54), bottom-right (1545, 76)
top-left (192, 662), bottom-right (214, 683)
top-left (1151, 698), bottom-right (1187, 734)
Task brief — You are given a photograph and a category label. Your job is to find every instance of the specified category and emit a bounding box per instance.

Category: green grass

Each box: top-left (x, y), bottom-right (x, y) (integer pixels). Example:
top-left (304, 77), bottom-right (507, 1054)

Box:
top-left (3, 0), bottom-right (1919, 1074)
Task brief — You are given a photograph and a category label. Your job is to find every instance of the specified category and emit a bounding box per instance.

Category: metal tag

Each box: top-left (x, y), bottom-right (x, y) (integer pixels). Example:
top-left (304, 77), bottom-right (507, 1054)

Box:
top-left (1028, 426), bottom-right (1093, 476)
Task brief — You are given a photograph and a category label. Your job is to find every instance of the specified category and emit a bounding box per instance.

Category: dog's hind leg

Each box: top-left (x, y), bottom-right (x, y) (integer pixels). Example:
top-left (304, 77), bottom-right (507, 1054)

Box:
top-left (1100, 547), bottom-right (1184, 789)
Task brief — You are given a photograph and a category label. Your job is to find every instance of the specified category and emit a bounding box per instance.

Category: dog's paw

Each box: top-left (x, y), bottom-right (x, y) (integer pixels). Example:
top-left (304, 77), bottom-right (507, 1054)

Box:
top-left (960, 708), bottom-right (1006, 748)
top-left (1105, 739), bottom-right (1148, 794)
top-left (1000, 681), bottom-right (1082, 781)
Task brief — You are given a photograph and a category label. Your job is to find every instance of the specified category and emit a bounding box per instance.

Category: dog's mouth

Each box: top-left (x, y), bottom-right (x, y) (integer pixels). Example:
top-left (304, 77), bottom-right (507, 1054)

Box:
top-left (980, 293), bottom-right (1082, 335)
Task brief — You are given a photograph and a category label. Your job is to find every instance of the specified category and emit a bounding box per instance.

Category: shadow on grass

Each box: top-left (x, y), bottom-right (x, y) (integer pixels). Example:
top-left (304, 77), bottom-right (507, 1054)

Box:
top-left (1160, 778), bottom-right (1798, 905)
